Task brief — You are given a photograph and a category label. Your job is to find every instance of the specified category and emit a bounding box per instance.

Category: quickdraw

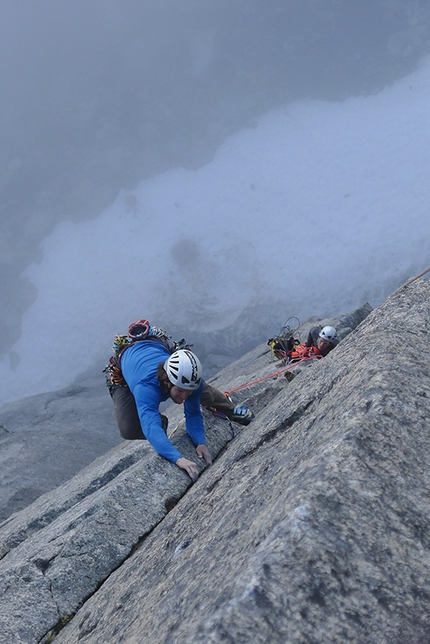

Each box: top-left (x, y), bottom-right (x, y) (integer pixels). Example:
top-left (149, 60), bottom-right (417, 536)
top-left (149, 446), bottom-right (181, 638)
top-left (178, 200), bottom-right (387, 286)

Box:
top-left (103, 355), bottom-right (127, 388)
top-left (103, 323), bottom-right (152, 389)
top-left (103, 333), bottom-right (136, 388)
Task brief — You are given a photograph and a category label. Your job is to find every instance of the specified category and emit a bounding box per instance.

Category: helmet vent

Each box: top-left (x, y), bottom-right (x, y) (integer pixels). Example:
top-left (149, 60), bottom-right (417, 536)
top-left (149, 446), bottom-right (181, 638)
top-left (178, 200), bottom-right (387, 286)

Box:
top-left (164, 349), bottom-right (203, 391)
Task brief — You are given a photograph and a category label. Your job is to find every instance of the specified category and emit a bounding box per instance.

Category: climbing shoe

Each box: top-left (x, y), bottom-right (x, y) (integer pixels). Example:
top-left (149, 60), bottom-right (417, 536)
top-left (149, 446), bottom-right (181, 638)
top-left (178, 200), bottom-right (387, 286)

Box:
top-left (230, 405), bottom-right (255, 426)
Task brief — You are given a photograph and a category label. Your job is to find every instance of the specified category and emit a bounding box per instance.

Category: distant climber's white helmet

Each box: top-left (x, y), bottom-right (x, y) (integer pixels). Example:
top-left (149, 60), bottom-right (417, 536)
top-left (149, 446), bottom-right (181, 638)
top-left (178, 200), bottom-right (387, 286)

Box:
top-left (164, 349), bottom-right (202, 390)
top-left (319, 326), bottom-right (338, 343)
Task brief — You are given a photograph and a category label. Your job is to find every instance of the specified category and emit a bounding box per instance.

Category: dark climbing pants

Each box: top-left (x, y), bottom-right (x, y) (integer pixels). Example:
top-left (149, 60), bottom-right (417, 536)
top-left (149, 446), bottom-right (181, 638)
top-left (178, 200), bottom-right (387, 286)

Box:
top-left (111, 382), bottom-right (235, 440)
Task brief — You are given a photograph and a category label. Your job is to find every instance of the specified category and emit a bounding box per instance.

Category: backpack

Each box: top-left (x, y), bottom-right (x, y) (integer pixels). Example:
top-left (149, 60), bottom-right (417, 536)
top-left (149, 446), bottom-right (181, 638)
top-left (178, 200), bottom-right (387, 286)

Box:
top-left (267, 333), bottom-right (300, 360)
top-left (267, 316), bottom-right (301, 361)
top-left (103, 318), bottom-right (191, 389)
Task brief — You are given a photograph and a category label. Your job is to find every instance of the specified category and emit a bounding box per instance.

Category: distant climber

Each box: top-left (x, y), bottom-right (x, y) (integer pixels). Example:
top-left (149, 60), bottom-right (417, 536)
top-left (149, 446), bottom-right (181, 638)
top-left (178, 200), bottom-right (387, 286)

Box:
top-left (105, 320), bottom-right (254, 481)
top-left (289, 325), bottom-right (339, 362)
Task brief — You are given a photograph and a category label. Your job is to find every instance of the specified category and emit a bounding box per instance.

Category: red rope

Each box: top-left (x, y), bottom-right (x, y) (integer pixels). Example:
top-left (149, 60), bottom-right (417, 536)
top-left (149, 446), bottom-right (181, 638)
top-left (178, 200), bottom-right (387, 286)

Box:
top-left (224, 355), bottom-right (322, 396)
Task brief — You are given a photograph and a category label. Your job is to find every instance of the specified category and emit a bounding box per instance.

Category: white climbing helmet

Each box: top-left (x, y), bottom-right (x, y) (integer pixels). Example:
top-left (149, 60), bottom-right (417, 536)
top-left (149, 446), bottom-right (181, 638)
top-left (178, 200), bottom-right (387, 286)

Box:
top-left (164, 349), bottom-right (202, 390)
top-left (319, 326), bottom-right (338, 343)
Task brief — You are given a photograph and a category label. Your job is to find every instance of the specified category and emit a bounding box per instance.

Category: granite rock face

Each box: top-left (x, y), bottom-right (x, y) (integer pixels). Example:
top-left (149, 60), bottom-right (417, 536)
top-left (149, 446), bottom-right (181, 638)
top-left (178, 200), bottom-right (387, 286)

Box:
top-left (0, 363), bottom-right (123, 523)
top-left (0, 304), bottom-right (370, 644)
top-left (56, 281), bottom-right (430, 643)
top-left (0, 302), bottom-right (370, 523)
top-left (2, 283), bottom-right (430, 643)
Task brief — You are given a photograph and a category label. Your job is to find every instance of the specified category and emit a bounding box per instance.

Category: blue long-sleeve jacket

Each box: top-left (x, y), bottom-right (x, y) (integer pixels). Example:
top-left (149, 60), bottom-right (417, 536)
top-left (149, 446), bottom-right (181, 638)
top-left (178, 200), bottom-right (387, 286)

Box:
top-left (120, 341), bottom-right (206, 462)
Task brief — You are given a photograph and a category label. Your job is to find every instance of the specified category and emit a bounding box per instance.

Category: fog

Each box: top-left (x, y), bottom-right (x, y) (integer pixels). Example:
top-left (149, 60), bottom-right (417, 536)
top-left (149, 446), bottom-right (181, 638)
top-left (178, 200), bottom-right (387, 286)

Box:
top-left (1, 1), bottom-right (429, 405)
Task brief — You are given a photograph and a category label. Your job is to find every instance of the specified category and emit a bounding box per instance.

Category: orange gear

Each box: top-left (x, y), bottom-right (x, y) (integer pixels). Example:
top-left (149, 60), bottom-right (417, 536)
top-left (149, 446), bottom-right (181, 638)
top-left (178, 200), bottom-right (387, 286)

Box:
top-left (289, 343), bottom-right (322, 362)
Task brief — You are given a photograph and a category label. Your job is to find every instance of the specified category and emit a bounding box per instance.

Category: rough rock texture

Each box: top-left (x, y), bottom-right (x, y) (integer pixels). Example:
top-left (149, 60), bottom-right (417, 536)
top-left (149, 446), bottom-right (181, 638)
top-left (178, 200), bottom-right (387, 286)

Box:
top-left (0, 364), bottom-right (122, 523)
top-left (4, 287), bottom-right (428, 644)
top-left (0, 304), bottom-right (369, 644)
top-left (0, 303), bottom-right (368, 523)
top-left (53, 280), bottom-right (429, 643)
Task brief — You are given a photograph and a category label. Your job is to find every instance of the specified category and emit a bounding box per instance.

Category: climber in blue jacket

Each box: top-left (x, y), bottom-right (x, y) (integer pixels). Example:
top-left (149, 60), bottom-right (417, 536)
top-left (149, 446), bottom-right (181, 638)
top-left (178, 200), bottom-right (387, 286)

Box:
top-left (115, 342), bottom-right (206, 480)
top-left (113, 338), bottom-right (254, 481)
top-left (108, 318), bottom-right (255, 481)
top-left (118, 340), bottom-right (207, 480)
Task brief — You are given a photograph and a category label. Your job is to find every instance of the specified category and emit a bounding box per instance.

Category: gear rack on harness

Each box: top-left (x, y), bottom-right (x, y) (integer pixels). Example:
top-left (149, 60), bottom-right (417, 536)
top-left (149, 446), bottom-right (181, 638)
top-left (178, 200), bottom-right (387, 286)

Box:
top-left (267, 316), bottom-right (301, 361)
top-left (103, 318), bottom-right (192, 390)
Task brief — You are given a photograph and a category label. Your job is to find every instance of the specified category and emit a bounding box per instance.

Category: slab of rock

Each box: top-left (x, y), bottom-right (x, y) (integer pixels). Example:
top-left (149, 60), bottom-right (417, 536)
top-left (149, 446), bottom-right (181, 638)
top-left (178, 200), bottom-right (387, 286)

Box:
top-left (0, 302), bottom-right (372, 643)
top-left (0, 304), bottom-right (371, 523)
top-left (46, 280), bottom-right (430, 644)
top-left (0, 363), bottom-right (122, 523)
